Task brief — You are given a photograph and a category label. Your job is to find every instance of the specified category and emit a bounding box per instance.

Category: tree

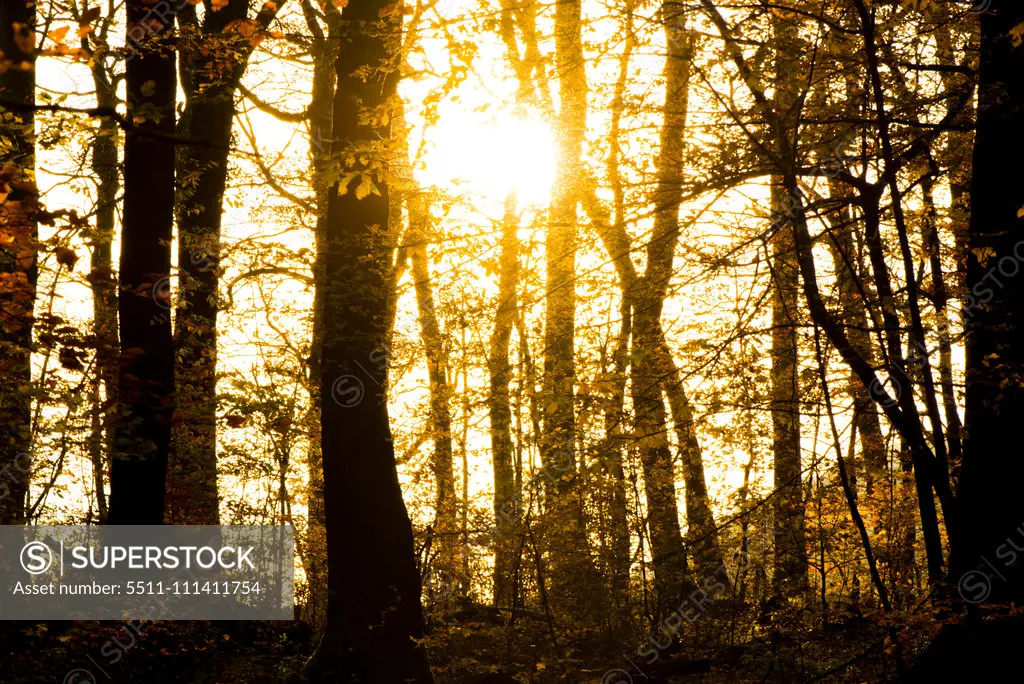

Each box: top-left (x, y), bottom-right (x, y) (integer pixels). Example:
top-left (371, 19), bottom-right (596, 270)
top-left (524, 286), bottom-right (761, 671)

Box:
top-left (167, 0), bottom-right (287, 525)
top-left (539, 0), bottom-right (606, 620)
top-left (769, 6), bottom-right (809, 598)
top-left (0, 0), bottom-right (37, 525)
top-left (955, 0), bottom-right (1024, 604)
top-left (308, 0), bottom-right (433, 679)
top-left (107, 0), bottom-right (177, 526)
top-left (81, 1), bottom-right (121, 524)
top-left (488, 192), bottom-right (521, 610)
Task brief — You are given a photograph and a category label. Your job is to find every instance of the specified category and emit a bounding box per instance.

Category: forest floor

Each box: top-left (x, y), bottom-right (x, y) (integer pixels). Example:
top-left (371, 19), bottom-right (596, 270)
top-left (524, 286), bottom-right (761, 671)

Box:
top-left (1, 607), bottom-right (910, 683)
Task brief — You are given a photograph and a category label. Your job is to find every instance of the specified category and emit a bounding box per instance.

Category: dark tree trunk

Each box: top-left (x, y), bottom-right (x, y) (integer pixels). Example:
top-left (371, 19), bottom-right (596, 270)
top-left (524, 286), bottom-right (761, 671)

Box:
top-left (825, 179), bottom-right (887, 496)
top-left (955, 0), bottom-right (1024, 603)
top-left (308, 0), bottom-right (433, 679)
top-left (0, 0), bottom-right (36, 525)
top-left (167, 0), bottom-right (285, 525)
top-left (300, 0), bottom-right (341, 632)
top-left (87, 54), bottom-right (120, 524)
top-left (108, 0), bottom-right (177, 525)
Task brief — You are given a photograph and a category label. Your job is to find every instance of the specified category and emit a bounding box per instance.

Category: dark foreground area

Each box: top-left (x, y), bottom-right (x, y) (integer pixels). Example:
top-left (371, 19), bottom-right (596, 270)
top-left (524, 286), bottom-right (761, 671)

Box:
top-left (5, 604), bottom-right (988, 683)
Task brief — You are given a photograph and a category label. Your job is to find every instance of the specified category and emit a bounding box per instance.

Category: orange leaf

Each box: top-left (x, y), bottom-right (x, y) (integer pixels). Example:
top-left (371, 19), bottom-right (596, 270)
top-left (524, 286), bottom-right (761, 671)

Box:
top-left (47, 26), bottom-right (70, 44)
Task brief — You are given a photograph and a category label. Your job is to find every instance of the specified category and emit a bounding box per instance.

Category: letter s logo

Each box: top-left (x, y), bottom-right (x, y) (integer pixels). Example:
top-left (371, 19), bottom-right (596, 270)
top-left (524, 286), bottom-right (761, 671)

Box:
top-left (21, 541), bottom-right (53, 575)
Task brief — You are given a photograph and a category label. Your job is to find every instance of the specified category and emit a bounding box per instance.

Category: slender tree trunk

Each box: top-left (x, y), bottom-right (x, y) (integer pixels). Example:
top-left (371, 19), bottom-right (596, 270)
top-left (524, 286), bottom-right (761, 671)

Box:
top-left (489, 193), bottom-right (520, 610)
top-left (540, 0), bottom-right (603, 618)
top-left (633, 1), bottom-right (692, 603)
top-left (300, 0), bottom-right (341, 631)
top-left (825, 181), bottom-right (887, 494)
top-left (599, 0), bottom-right (636, 617)
top-left (0, 0), bottom-right (36, 525)
top-left (955, 0), bottom-right (1024, 603)
top-left (309, 0), bottom-right (433, 678)
top-left (108, 0), bottom-right (177, 525)
top-left (408, 193), bottom-right (457, 583)
top-left (655, 334), bottom-right (728, 582)
top-left (769, 8), bottom-right (808, 598)
top-left (87, 57), bottom-right (120, 524)
top-left (167, 0), bottom-right (285, 525)
top-left (920, 177), bottom-right (963, 475)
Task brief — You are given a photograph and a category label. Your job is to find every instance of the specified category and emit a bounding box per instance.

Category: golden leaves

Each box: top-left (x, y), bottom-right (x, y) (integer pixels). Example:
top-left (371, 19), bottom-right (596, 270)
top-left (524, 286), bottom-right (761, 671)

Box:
top-left (47, 26), bottom-right (70, 44)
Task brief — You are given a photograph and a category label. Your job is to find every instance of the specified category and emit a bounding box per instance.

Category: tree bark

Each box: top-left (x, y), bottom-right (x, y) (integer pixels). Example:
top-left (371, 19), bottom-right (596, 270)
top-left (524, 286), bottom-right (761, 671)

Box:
top-left (87, 51), bottom-right (120, 524)
top-left (488, 193), bottom-right (520, 610)
top-left (540, 0), bottom-right (603, 618)
top-left (408, 193), bottom-right (457, 586)
top-left (167, 0), bottom-right (286, 525)
top-left (955, 0), bottom-right (1024, 603)
top-left (309, 0), bottom-right (433, 678)
top-left (299, 0), bottom-right (341, 631)
top-left (824, 179), bottom-right (887, 495)
top-left (108, 0), bottom-right (177, 525)
top-left (769, 8), bottom-right (808, 598)
top-left (0, 0), bottom-right (36, 525)
top-left (629, 2), bottom-right (696, 608)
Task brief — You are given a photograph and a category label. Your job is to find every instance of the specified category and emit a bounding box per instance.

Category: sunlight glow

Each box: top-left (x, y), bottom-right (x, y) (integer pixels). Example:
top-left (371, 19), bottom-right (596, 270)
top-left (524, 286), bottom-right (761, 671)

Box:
top-left (418, 111), bottom-right (556, 207)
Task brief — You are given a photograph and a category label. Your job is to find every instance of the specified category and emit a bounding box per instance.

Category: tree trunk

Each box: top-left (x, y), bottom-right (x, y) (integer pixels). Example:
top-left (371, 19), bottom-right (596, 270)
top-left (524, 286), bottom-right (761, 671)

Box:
top-left (108, 0), bottom-right (177, 525)
top-left (540, 0), bottom-right (603, 618)
top-left (488, 193), bottom-right (520, 611)
top-left (408, 193), bottom-right (457, 586)
top-left (629, 2), bottom-right (695, 608)
top-left (824, 179), bottom-right (887, 495)
top-left (87, 54), bottom-right (120, 524)
top-left (600, 1), bottom-right (636, 619)
top-left (167, 0), bottom-right (285, 525)
top-left (769, 8), bottom-right (808, 598)
top-left (308, 0), bottom-right (433, 678)
top-left (0, 0), bottom-right (36, 525)
top-left (300, 0), bottom-right (341, 631)
top-left (955, 0), bottom-right (1024, 603)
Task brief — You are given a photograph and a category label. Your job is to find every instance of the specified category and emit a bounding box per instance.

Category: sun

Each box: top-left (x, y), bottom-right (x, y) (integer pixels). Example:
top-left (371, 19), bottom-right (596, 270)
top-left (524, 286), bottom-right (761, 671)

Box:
top-left (417, 109), bottom-right (556, 207)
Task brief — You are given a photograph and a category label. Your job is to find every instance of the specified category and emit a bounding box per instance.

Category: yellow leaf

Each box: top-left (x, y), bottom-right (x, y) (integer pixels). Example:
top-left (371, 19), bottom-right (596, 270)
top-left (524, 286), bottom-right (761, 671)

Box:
top-left (332, 0), bottom-right (349, 7)
top-left (47, 26), bottom-right (70, 44)
top-left (141, 80), bottom-right (157, 97)
top-left (972, 246), bottom-right (997, 266)
top-left (354, 176), bottom-right (374, 200)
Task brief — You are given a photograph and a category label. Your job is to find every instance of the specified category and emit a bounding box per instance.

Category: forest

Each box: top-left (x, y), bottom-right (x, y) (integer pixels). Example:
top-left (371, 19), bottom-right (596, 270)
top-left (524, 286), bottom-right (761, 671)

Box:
top-left (1, 0), bottom-right (1022, 681)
